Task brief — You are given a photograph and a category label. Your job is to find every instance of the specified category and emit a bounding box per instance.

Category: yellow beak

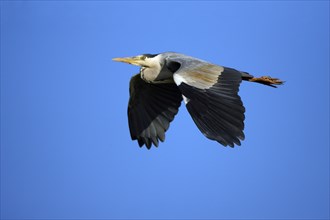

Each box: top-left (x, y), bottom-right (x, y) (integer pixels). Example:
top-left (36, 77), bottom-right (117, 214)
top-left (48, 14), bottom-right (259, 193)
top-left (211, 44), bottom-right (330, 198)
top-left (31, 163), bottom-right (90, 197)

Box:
top-left (112, 57), bottom-right (141, 66)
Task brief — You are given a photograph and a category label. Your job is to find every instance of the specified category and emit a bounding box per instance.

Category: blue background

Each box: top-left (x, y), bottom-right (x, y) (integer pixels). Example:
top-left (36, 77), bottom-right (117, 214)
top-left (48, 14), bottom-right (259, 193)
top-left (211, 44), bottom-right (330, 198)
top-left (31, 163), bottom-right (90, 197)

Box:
top-left (1, 1), bottom-right (329, 219)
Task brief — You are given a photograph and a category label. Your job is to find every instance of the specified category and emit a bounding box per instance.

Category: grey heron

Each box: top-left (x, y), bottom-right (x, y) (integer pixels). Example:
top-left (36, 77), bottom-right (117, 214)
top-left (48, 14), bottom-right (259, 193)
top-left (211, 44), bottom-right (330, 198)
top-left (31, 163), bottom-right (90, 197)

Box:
top-left (113, 52), bottom-right (283, 149)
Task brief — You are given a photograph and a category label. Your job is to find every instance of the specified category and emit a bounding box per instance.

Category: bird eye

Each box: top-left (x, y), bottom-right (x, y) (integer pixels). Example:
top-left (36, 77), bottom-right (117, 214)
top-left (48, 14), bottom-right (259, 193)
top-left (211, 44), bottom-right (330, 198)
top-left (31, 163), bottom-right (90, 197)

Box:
top-left (140, 55), bottom-right (147, 60)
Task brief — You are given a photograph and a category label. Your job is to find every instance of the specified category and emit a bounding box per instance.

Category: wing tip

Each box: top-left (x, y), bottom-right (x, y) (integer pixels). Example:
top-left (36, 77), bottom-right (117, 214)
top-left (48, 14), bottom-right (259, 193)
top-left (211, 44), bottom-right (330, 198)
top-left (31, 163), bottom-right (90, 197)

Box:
top-left (135, 136), bottom-right (164, 149)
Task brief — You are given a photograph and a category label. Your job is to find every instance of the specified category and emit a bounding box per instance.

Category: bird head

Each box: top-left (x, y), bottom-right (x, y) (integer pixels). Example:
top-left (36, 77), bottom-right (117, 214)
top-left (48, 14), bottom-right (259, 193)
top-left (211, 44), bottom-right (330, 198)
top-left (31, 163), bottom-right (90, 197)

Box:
top-left (112, 54), bottom-right (159, 68)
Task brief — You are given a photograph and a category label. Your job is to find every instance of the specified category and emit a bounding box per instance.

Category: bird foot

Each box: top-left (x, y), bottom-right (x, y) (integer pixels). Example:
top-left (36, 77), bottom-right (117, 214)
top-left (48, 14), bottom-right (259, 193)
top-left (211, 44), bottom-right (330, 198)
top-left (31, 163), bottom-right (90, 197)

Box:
top-left (249, 76), bottom-right (284, 87)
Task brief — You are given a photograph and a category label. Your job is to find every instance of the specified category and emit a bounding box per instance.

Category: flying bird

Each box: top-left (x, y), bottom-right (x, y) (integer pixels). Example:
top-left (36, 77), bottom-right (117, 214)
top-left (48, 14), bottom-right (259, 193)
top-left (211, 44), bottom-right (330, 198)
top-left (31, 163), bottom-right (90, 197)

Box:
top-left (113, 52), bottom-right (283, 149)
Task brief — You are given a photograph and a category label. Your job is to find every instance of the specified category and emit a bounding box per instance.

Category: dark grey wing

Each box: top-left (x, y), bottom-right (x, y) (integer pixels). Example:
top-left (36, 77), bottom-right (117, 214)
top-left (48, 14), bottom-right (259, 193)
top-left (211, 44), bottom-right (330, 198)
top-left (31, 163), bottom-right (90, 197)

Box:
top-left (128, 74), bottom-right (182, 149)
top-left (166, 56), bottom-right (245, 147)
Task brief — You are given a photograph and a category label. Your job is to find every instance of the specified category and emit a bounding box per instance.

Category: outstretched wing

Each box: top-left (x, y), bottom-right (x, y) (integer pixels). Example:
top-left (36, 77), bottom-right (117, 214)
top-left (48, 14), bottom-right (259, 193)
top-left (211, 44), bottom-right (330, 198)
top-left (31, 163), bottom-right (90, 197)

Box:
top-left (165, 55), bottom-right (245, 147)
top-left (128, 74), bottom-right (182, 149)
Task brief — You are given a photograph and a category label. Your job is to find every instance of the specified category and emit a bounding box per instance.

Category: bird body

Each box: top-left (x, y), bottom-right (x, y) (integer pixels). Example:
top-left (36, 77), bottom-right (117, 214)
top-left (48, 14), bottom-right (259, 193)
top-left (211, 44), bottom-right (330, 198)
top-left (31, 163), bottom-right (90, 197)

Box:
top-left (113, 52), bottom-right (283, 149)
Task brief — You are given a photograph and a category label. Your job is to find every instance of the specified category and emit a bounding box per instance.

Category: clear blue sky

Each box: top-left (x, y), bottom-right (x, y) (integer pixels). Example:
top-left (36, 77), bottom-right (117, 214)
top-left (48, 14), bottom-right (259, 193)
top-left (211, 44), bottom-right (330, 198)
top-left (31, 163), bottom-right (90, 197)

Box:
top-left (1, 1), bottom-right (329, 219)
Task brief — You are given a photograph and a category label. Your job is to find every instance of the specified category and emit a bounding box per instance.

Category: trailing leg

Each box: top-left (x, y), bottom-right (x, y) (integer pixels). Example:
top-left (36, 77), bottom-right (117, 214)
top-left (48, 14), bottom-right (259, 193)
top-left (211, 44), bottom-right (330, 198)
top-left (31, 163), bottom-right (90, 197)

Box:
top-left (241, 71), bottom-right (284, 88)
